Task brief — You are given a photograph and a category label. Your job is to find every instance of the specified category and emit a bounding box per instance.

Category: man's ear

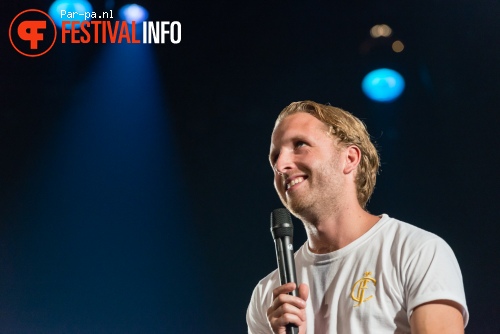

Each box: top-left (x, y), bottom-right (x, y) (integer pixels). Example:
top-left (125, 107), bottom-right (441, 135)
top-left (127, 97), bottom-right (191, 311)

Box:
top-left (343, 145), bottom-right (361, 175)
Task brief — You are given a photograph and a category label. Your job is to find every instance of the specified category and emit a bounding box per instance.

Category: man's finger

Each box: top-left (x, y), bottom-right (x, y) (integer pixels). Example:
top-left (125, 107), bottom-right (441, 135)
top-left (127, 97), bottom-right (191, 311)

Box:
top-left (272, 282), bottom-right (296, 299)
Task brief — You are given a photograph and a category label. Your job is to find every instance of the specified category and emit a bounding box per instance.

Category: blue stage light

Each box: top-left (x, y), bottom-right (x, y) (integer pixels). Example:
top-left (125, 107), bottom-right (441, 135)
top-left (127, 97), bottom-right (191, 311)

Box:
top-left (49, 0), bottom-right (93, 29)
top-left (118, 4), bottom-right (149, 24)
top-left (362, 68), bottom-right (405, 102)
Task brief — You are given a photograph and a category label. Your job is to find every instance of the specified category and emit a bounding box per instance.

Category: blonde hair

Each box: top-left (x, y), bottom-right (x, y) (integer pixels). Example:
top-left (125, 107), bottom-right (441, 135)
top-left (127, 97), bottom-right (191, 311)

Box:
top-left (276, 101), bottom-right (380, 208)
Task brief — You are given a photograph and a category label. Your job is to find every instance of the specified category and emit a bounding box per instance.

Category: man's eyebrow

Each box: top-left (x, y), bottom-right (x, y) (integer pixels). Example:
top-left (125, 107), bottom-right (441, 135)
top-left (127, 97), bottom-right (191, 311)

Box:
top-left (268, 134), bottom-right (307, 162)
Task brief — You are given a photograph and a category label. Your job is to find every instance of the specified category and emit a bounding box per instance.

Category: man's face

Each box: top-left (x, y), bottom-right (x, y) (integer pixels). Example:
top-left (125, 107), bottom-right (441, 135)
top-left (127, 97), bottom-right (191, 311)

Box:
top-left (269, 112), bottom-right (346, 217)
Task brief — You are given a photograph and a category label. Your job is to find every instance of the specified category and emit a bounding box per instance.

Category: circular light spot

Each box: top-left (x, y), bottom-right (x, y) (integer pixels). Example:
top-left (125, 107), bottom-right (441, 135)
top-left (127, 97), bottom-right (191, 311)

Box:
top-left (119, 4), bottom-right (149, 24)
top-left (392, 40), bottom-right (405, 53)
top-left (370, 24), bottom-right (392, 38)
top-left (362, 68), bottom-right (405, 102)
top-left (48, 0), bottom-right (93, 29)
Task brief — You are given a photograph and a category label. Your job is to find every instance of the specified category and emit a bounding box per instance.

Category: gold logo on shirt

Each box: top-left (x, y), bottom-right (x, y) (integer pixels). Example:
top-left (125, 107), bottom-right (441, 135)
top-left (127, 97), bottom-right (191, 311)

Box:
top-left (351, 271), bottom-right (377, 307)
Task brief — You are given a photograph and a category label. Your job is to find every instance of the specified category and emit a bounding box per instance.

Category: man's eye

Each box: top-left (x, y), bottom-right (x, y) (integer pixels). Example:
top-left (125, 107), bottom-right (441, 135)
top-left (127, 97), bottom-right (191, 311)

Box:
top-left (295, 141), bottom-right (306, 148)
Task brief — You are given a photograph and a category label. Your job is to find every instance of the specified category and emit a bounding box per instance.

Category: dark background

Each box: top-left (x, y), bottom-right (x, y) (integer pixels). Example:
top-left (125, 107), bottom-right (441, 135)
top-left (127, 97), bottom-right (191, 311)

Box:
top-left (1, 0), bottom-right (499, 332)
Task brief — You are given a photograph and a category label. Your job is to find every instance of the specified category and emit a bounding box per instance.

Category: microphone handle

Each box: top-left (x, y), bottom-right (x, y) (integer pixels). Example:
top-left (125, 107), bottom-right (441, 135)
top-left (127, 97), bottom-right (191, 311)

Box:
top-left (287, 323), bottom-right (300, 334)
top-left (274, 236), bottom-right (299, 334)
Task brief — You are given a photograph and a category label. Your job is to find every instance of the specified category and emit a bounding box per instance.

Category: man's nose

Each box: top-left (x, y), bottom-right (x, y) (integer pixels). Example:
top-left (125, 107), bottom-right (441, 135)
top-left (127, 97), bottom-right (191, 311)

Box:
top-left (274, 151), bottom-right (293, 176)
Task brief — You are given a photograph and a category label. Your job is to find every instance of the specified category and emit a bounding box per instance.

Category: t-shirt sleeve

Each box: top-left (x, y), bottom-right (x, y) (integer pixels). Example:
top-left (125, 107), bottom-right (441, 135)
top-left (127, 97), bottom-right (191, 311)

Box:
top-left (247, 281), bottom-right (273, 334)
top-left (404, 237), bottom-right (469, 326)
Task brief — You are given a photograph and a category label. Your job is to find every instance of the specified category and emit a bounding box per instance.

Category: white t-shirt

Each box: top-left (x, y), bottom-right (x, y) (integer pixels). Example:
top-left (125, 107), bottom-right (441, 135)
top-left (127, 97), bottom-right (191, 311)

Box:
top-left (247, 214), bottom-right (468, 333)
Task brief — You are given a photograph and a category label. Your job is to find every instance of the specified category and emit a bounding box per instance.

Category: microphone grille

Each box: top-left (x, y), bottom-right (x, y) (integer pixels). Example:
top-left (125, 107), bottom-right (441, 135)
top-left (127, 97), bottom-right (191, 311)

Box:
top-left (270, 208), bottom-right (293, 239)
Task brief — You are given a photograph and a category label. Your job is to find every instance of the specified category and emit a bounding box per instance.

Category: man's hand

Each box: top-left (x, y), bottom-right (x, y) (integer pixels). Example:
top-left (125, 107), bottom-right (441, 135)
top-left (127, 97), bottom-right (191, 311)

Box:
top-left (266, 282), bottom-right (309, 334)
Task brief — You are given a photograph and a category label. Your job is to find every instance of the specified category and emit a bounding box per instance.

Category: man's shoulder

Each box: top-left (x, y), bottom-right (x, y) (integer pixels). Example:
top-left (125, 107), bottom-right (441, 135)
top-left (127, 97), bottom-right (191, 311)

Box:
top-left (380, 214), bottom-right (442, 241)
top-left (376, 215), bottom-right (459, 267)
top-left (375, 214), bottom-right (451, 255)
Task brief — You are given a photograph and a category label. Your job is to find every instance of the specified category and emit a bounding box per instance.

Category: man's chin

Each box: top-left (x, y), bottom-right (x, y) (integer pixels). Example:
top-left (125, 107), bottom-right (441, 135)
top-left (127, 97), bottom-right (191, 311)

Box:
top-left (283, 198), bottom-right (310, 218)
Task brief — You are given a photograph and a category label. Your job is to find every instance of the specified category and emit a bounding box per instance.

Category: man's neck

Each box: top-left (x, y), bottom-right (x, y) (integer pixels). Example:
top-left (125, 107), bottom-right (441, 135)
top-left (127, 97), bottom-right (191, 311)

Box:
top-left (302, 204), bottom-right (380, 254)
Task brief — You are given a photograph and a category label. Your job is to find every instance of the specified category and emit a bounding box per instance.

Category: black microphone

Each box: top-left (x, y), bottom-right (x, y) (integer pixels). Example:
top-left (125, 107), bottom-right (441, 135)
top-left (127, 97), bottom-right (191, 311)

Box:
top-left (270, 208), bottom-right (299, 334)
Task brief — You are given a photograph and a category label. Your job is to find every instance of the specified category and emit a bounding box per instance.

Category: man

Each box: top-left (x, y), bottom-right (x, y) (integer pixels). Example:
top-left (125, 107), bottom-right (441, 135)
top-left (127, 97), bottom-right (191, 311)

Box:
top-left (247, 101), bottom-right (468, 333)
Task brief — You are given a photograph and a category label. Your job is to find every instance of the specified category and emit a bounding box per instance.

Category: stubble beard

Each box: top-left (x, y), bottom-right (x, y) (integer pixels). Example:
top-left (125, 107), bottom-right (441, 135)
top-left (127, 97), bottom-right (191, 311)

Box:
top-left (280, 158), bottom-right (344, 225)
top-left (282, 191), bottom-right (314, 221)
top-left (279, 177), bottom-right (323, 225)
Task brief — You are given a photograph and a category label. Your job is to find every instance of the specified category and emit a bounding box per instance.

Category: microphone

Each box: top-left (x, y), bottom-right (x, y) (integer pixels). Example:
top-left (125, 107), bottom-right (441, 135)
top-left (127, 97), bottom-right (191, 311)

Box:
top-left (270, 208), bottom-right (299, 334)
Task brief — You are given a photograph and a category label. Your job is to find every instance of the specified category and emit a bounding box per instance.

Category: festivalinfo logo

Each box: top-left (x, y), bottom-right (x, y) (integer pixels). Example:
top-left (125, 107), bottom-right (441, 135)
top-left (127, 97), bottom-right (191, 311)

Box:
top-left (9, 7), bottom-right (181, 57)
